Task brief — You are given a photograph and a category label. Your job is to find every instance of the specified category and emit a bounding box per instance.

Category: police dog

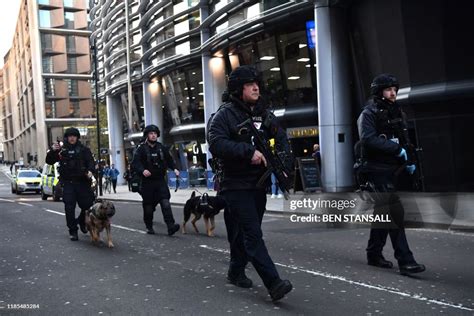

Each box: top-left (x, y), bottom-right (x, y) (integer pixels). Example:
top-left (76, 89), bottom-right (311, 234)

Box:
top-left (85, 199), bottom-right (116, 248)
top-left (182, 191), bottom-right (226, 237)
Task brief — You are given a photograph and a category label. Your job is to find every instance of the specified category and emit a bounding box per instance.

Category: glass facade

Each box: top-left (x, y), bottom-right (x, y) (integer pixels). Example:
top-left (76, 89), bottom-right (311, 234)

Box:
top-left (161, 66), bottom-right (204, 131)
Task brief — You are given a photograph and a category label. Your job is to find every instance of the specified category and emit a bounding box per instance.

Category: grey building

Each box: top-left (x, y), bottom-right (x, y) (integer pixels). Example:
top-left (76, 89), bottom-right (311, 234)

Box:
top-left (0, 0), bottom-right (95, 167)
top-left (89, 0), bottom-right (474, 191)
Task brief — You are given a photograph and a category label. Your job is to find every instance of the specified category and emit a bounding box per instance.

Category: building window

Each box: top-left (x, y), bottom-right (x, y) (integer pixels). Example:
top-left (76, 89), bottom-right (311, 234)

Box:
top-left (43, 78), bottom-right (55, 96)
top-left (66, 35), bottom-right (76, 53)
top-left (67, 57), bottom-right (77, 73)
top-left (161, 66), bottom-right (204, 130)
top-left (38, 10), bottom-right (51, 28)
top-left (42, 56), bottom-right (53, 73)
top-left (41, 33), bottom-right (53, 50)
top-left (64, 12), bottom-right (75, 29)
top-left (63, 0), bottom-right (74, 7)
top-left (228, 28), bottom-right (316, 108)
top-left (65, 79), bottom-right (79, 96)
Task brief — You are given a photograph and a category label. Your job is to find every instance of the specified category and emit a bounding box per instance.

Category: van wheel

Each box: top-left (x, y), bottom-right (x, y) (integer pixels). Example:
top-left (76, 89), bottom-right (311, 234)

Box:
top-left (41, 188), bottom-right (48, 200)
top-left (53, 187), bottom-right (61, 202)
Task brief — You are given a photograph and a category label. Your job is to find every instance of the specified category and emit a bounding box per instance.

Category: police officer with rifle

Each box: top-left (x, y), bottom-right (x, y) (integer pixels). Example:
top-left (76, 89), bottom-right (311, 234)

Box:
top-left (355, 74), bottom-right (425, 275)
top-left (131, 124), bottom-right (180, 236)
top-left (208, 65), bottom-right (293, 301)
top-left (46, 127), bottom-right (95, 241)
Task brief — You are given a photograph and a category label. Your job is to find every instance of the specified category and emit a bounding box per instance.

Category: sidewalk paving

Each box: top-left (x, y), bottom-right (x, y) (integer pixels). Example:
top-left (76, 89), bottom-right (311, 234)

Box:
top-left (1, 164), bottom-right (473, 230)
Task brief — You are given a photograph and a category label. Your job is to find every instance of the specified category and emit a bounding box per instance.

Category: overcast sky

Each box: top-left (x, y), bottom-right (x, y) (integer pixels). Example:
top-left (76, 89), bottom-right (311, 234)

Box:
top-left (0, 0), bottom-right (22, 67)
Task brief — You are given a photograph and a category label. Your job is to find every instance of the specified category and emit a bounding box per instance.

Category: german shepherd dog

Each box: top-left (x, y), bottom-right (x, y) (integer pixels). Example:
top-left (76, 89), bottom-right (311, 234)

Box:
top-left (182, 191), bottom-right (226, 237)
top-left (85, 200), bottom-right (116, 248)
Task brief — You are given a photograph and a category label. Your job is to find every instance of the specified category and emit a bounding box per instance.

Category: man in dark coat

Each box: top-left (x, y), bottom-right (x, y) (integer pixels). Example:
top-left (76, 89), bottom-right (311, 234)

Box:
top-left (131, 124), bottom-right (180, 236)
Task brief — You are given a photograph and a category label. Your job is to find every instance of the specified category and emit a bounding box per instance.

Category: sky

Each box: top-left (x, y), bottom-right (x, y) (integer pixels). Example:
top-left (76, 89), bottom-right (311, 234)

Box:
top-left (0, 0), bottom-right (22, 67)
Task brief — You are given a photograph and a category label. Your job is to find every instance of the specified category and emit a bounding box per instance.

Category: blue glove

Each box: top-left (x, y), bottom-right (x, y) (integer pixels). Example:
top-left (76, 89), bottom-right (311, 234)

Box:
top-left (397, 148), bottom-right (407, 161)
top-left (406, 164), bottom-right (416, 175)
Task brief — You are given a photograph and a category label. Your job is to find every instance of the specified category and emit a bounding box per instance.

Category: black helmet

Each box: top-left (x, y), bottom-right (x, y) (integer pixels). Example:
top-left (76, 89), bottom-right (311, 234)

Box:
top-left (143, 124), bottom-right (160, 138)
top-left (227, 65), bottom-right (260, 96)
top-left (370, 74), bottom-right (399, 96)
top-left (64, 127), bottom-right (80, 139)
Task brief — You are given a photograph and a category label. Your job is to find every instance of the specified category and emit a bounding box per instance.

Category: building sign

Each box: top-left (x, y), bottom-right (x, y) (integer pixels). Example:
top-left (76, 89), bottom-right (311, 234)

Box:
top-left (287, 126), bottom-right (319, 139)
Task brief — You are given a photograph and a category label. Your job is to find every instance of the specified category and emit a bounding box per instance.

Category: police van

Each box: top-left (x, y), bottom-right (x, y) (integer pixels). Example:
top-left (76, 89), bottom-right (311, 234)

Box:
top-left (41, 163), bottom-right (62, 201)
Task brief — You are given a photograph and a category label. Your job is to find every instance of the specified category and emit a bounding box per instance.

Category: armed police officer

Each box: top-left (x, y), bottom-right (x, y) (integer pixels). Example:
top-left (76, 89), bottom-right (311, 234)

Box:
top-left (356, 74), bottom-right (425, 275)
top-left (46, 127), bottom-right (95, 241)
top-left (208, 65), bottom-right (293, 301)
top-left (131, 124), bottom-right (180, 236)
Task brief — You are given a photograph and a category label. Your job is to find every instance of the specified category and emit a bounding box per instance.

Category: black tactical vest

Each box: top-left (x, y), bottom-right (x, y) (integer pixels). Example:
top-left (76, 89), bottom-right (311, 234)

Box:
top-left (59, 145), bottom-right (86, 177)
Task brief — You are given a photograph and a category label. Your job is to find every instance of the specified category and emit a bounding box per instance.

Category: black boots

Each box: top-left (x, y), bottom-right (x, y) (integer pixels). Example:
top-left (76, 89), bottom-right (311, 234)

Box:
top-left (368, 257), bottom-right (394, 269)
top-left (269, 279), bottom-right (293, 301)
top-left (400, 263), bottom-right (426, 275)
top-left (69, 231), bottom-right (79, 241)
top-left (144, 202), bottom-right (179, 236)
top-left (227, 272), bottom-right (253, 288)
top-left (167, 223), bottom-right (180, 236)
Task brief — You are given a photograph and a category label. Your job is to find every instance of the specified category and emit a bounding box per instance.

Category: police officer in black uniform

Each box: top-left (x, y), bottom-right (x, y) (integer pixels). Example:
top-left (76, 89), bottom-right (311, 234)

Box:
top-left (46, 127), bottom-right (95, 241)
top-left (131, 124), bottom-right (180, 236)
top-left (356, 74), bottom-right (425, 275)
top-left (208, 65), bottom-right (293, 301)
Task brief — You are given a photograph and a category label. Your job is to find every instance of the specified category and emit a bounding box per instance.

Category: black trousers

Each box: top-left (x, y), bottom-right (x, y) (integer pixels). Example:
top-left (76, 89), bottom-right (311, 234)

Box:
top-left (62, 180), bottom-right (94, 234)
top-left (222, 189), bottom-right (280, 289)
top-left (140, 178), bottom-right (175, 229)
top-left (111, 179), bottom-right (117, 192)
top-left (365, 170), bottom-right (416, 266)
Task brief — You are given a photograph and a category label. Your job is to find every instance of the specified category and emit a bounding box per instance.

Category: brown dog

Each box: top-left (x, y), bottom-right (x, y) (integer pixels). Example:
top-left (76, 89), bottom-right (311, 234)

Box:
top-left (85, 200), bottom-right (116, 248)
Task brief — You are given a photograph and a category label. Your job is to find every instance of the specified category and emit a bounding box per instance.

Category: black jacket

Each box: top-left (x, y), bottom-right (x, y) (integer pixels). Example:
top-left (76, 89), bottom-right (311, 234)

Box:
top-left (208, 98), bottom-right (290, 191)
top-left (45, 141), bottom-right (95, 181)
top-left (131, 141), bottom-right (176, 180)
top-left (357, 97), bottom-right (405, 168)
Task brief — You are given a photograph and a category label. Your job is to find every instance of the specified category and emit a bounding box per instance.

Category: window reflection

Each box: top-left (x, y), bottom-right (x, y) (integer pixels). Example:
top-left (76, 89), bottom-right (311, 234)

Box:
top-left (160, 66), bottom-right (204, 132)
top-left (228, 29), bottom-right (316, 108)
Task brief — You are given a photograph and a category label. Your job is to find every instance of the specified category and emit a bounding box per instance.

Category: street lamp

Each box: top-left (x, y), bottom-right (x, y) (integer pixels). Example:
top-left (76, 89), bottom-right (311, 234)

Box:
top-left (90, 39), bottom-right (103, 197)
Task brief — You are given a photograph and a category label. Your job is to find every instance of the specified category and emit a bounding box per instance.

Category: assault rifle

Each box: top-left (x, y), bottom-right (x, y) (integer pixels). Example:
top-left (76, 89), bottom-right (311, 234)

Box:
top-left (389, 117), bottom-right (425, 191)
top-left (237, 118), bottom-right (291, 200)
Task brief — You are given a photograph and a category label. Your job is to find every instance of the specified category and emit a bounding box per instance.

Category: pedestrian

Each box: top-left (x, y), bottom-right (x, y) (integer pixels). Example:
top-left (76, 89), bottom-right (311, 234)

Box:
top-left (131, 124), bottom-right (180, 236)
top-left (208, 65), bottom-right (293, 301)
top-left (123, 165), bottom-right (132, 191)
top-left (312, 144), bottom-right (321, 171)
top-left (10, 161), bottom-right (14, 174)
top-left (45, 127), bottom-right (95, 241)
top-left (108, 164), bottom-right (120, 193)
top-left (356, 74), bottom-right (425, 275)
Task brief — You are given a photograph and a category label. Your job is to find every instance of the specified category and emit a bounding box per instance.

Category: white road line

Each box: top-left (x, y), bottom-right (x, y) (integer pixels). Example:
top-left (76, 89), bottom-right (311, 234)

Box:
top-left (18, 202), bottom-right (33, 207)
top-left (41, 208), bottom-right (147, 234)
top-left (44, 208), bottom-right (65, 216)
top-left (199, 244), bottom-right (473, 312)
top-left (0, 198), bottom-right (15, 203)
top-left (111, 224), bottom-right (147, 234)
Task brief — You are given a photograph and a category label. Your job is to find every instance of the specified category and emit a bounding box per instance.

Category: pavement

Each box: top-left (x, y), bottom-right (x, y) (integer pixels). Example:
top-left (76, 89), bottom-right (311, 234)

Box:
top-left (1, 165), bottom-right (474, 314)
top-left (99, 180), bottom-right (474, 231)
top-left (3, 164), bottom-right (474, 230)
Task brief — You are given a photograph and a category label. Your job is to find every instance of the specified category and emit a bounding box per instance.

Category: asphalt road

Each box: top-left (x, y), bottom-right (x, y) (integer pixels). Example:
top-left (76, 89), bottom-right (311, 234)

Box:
top-left (1, 172), bottom-right (473, 315)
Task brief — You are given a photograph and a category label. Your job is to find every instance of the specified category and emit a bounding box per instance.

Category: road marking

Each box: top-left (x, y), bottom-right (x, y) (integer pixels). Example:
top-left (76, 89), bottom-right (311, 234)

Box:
top-left (111, 224), bottom-right (147, 234)
top-left (41, 208), bottom-right (147, 234)
top-left (199, 244), bottom-right (473, 312)
top-left (18, 202), bottom-right (33, 207)
top-left (0, 198), bottom-right (15, 203)
top-left (44, 208), bottom-right (65, 216)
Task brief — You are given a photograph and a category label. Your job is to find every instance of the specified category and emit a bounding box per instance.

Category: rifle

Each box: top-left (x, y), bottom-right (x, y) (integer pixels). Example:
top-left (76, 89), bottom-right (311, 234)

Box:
top-left (237, 118), bottom-right (291, 200)
top-left (389, 117), bottom-right (425, 191)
